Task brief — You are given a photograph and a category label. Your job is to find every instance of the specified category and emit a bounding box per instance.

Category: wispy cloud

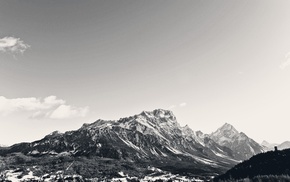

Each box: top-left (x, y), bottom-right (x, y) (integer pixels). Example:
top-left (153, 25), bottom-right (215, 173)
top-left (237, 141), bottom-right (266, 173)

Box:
top-left (280, 52), bottom-right (290, 69)
top-left (0, 36), bottom-right (30, 54)
top-left (0, 95), bottom-right (89, 119)
top-left (168, 102), bottom-right (187, 110)
top-left (179, 102), bottom-right (187, 107)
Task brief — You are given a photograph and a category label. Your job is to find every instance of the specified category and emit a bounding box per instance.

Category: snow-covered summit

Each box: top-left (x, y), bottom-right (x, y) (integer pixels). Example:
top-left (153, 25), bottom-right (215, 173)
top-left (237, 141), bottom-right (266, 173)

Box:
top-left (1, 109), bottom-right (267, 173)
top-left (181, 125), bottom-right (194, 136)
top-left (210, 123), bottom-right (239, 147)
top-left (45, 130), bottom-right (63, 138)
top-left (210, 123), bottom-right (263, 160)
top-left (139, 109), bottom-right (177, 124)
top-left (212, 123), bottom-right (239, 137)
top-left (78, 112), bottom-right (263, 161)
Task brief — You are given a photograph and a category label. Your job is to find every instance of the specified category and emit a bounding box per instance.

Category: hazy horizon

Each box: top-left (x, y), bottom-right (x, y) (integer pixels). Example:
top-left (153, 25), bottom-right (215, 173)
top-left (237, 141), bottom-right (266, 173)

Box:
top-left (1, 0), bottom-right (290, 145)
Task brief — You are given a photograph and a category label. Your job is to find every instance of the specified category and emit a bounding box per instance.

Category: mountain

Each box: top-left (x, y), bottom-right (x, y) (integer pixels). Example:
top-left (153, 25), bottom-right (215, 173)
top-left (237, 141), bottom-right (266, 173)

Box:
top-left (0, 110), bottom-right (270, 181)
top-left (210, 123), bottom-right (264, 161)
top-left (261, 140), bottom-right (290, 151)
top-left (261, 140), bottom-right (277, 151)
top-left (214, 148), bottom-right (290, 181)
top-left (0, 109), bottom-right (238, 180)
top-left (278, 141), bottom-right (290, 150)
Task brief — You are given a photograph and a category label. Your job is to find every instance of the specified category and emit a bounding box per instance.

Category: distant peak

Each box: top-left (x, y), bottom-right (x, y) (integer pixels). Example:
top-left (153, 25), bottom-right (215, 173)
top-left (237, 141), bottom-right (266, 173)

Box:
top-left (196, 130), bottom-right (204, 137)
top-left (261, 140), bottom-right (270, 145)
top-left (223, 122), bottom-right (233, 127)
top-left (45, 130), bottom-right (62, 138)
top-left (183, 124), bottom-right (190, 129)
top-left (50, 130), bottom-right (62, 135)
top-left (239, 132), bottom-right (248, 138)
top-left (280, 141), bottom-right (290, 145)
top-left (182, 125), bottom-right (192, 131)
top-left (220, 123), bottom-right (237, 131)
top-left (140, 109), bottom-right (176, 119)
top-left (211, 123), bottom-right (239, 137)
top-left (153, 109), bottom-right (174, 116)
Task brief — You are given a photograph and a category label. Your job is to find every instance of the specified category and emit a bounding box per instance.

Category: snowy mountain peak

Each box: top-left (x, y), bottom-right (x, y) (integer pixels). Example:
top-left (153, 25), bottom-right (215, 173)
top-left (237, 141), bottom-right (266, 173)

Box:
top-left (152, 109), bottom-right (176, 119)
top-left (182, 124), bottom-right (191, 130)
top-left (0, 109), bottom-right (268, 179)
top-left (46, 130), bottom-right (62, 137)
top-left (220, 123), bottom-right (238, 133)
top-left (0, 110), bottom-right (243, 180)
top-left (137, 109), bottom-right (177, 125)
top-left (181, 125), bottom-right (194, 136)
top-left (211, 123), bottom-right (239, 140)
top-left (196, 130), bottom-right (204, 137)
top-left (261, 140), bottom-right (270, 146)
top-left (210, 123), bottom-right (263, 160)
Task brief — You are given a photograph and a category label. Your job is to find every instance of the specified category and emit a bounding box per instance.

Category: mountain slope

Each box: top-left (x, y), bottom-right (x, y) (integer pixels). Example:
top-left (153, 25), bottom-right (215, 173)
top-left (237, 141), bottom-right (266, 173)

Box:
top-left (0, 109), bottom-right (238, 179)
top-left (210, 123), bottom-right (264, 161)
top-left (261, 140), bottom-right (290, 151)
top-left (214, 148), bottom-right (290, 181)
top-left (278, 141), bottom-right (290, 150)
top-left (261, 140), bottom-right (277, 151)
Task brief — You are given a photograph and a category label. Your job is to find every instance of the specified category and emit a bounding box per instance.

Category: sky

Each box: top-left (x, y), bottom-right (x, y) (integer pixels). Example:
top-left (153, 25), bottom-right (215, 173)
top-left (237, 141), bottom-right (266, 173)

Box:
top-left (0, 0), bottom-right (290, 146)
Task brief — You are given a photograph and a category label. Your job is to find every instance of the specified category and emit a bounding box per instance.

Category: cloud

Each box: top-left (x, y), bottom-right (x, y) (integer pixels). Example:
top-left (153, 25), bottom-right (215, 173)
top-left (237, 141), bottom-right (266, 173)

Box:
top-left (179, 102), bottom-right (187, 107)
top-left (49, 105), bottom-right (89, 119)
top-left (43, 95), bottom-right (65, 106)
top-left (280, 52), bottom-right (290, 69)
top-left (30, 111), bottom-right (47, 119)
top-left (0, 36), bottom-right (30, 54)
top-left (168, 102), bottom-right (187, 110)
top-left (0, 96), bottom-right (63, 114)
top-left (0, 95), bottom-right (88, 119)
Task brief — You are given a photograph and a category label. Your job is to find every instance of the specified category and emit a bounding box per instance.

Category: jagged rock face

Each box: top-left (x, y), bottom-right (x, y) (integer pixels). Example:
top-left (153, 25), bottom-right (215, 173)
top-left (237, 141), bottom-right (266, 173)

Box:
top-left (210, 123), bottom-right (264, 161)
top-left (0, 109), bottom-right (237, 177)
top-left (1, 109), bottom-right (272, 179)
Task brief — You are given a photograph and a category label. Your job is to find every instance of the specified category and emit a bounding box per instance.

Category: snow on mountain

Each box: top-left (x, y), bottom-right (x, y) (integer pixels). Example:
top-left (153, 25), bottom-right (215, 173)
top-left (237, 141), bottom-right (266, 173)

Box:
top-left (210, 123), bottom-right (239, 146)
top-left (0, 109), bottom-right (273, 179)
top-left (210, 123), bottom-right (264, 161)
top-left (0, 109), bottom-right (238, 178)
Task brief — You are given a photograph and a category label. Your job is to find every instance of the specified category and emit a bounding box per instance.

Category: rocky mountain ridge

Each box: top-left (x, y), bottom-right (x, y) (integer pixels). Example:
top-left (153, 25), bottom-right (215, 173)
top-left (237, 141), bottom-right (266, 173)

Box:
top-left (0, 109), bottom-right (269, 180)
top-left (210, 123), bottom-right (264, 160)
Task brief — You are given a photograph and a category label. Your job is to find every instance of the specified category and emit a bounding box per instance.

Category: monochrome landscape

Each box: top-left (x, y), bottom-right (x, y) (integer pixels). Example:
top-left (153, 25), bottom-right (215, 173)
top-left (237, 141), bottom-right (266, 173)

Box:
top-left (1, 0), bottom-right (290, 181)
